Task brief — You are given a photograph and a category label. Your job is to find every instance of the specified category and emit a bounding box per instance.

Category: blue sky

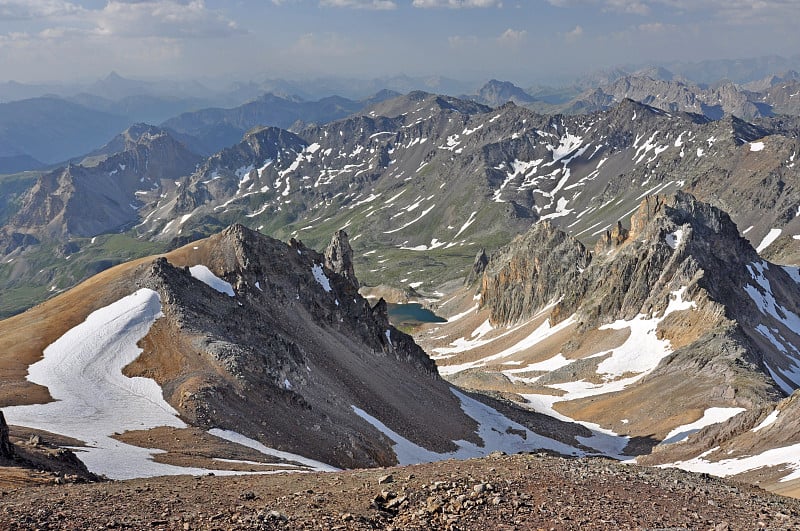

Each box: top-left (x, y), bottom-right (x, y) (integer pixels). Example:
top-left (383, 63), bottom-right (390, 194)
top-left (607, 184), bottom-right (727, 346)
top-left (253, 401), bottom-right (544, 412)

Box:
top-left (0, 0), bottom-right (798, 85)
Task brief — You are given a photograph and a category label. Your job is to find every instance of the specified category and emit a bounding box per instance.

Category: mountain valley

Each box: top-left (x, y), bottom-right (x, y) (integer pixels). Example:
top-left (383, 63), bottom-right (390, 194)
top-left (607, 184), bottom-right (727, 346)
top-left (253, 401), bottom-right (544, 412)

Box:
top-left (2, 66), bottom-right (800, 528)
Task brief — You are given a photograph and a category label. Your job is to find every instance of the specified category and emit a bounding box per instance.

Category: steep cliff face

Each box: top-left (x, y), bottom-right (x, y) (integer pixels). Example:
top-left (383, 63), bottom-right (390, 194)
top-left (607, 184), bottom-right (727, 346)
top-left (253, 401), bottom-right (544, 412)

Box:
top-left (479, 192), bottom-right (779, 340)
top-left (480, 221), bottom-right (590, 326)
top-left (324, 230), bottom-right (359, 290)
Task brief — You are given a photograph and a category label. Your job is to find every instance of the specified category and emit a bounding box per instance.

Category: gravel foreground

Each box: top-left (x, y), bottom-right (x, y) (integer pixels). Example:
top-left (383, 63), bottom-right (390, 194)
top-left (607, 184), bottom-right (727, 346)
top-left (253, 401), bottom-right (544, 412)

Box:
top-left (2, 452), bottom-right (799, 530)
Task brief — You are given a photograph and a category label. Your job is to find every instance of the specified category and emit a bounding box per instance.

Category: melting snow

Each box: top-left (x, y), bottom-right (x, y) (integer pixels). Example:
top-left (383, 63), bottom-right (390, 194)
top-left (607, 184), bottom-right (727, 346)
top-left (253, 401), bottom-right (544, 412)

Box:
top-left (209, 429), bottom-right (337, 472)
top-left (383, 204), bottom-right (436, 234)
top-left (437, 316), bottom-right (576, 375)
top-left (752, 410), bottom-right (780, 432)
top-left (454, 211), bottom-right (478, 238)
top-left (665, 229), bottom-right (684, 249)
top-left (665, 442), bottom-right (800, 483)
top-left (660, 407), bottom-right (746, 445)
top-left (750, 141), bottom-right (765, 152)
top-left (351, 388), bottom-right (581, 465)
top-left (549, 132), bottom-right (583, 163)
top-left (1, 290), bottom-right (233, 479)
top-left (756, 228), bottom-right (782, 253)
top-left (596, 288), bottom-right (695, 379)
top-left (189, 265), bottom-right (235, 297)
top-left (311, 264), bottom-right (332, 293)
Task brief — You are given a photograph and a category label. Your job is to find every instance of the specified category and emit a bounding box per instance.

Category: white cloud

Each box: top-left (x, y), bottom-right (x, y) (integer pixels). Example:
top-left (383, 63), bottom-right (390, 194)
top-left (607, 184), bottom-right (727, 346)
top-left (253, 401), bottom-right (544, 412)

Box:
top-left (413, 0), bottom-right (502, 8)
top-left (320, 0), bottom-right (397, 8)
top-left (448, 34), bottom-right (479, 48)
top-left (565, 24), bottom-right (583, 41)
top-left (547, 0), bottom-right (800, 21)
top-left (497, 28), bottom-right (526, 46)
top-left (546, 0), bottom-right (648, 14)
top-left (94, 1), bottom-right (238, 39)
top-left (0, 0), bottom-right (83, 19)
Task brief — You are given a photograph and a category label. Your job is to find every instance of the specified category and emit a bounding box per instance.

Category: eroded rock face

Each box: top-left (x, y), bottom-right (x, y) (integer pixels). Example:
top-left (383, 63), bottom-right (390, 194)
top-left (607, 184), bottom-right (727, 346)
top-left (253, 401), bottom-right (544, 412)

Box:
top-left (465, 249), bottom-right (488, 286)
top-left (480, 221), bottom-right (591, 326)
top-left (0, 410), bottom-right (13, 458)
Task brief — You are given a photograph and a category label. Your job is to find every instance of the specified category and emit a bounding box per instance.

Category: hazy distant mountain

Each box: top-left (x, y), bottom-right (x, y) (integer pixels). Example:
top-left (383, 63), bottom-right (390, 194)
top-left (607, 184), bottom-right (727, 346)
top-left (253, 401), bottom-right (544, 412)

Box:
top-left (1, 124), bottom-right (200, 252)
top-left (0, 97), bottom-right (131, 166)
top-left (661, 55), bottom-right (800, 85)
top-left (67, 92), bottom-right (214, 125)
top-left (241, 74), bottom-right (475, 101)
top-left (469, 80), bottom-right (537, 107)
top-left (161, 91), bottom-right (399, 155)
top-left (743, 70), bottom-right (800, 92)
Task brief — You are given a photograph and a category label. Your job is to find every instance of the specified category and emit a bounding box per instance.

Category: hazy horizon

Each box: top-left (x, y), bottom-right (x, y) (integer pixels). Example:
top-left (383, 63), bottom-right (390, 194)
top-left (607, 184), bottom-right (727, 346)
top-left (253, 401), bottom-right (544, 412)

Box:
top-left (1, 1), bottom-right (799, 88)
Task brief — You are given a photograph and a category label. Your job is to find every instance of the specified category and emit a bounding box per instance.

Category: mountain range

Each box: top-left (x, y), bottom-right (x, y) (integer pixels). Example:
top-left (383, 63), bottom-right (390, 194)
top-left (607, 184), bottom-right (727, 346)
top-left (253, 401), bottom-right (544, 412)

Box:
top-left (1, 71), bottom-right (800, 507)
top-left (2, 90), bottom-right (799, 318)
top-left (0, 225), bottom-right (592, 480)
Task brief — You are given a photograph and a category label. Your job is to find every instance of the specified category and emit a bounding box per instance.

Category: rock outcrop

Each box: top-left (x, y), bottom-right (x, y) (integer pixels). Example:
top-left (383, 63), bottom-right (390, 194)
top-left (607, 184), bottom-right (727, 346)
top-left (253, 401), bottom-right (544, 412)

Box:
top-left (0, 410), bottom-right (13, 458)
top-left (480, 221), bottom-right (590, 326)
top-left (325, 230), bottom-right (359, 290)
top-left (464, 248), bottom-right (488, 286)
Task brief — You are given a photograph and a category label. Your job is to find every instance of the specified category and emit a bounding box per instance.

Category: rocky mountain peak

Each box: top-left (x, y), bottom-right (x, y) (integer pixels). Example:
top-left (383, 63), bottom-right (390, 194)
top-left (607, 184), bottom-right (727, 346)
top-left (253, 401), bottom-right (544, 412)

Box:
top-left (324, 230), bottom-right (358, 290)
top-left (480, 192), bottom-right (762, 330)
top-left (0, 410), bottom-right (13, 459)
top-left (476, 79), bottom-right (535, 106)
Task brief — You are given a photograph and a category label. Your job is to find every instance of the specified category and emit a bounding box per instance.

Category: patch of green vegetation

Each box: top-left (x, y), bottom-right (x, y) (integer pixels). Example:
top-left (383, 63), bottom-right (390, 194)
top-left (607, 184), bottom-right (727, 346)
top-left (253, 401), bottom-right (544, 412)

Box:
top-left (0, 170), bottom-right (41, 225)
top-left (0, 233), bottom-right (167, 318)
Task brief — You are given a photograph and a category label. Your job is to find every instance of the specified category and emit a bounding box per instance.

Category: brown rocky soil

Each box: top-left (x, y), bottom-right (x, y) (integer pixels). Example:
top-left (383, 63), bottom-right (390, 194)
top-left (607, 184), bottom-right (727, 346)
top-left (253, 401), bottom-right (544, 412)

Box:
top-left (2, 452), bottom-right (799, 530)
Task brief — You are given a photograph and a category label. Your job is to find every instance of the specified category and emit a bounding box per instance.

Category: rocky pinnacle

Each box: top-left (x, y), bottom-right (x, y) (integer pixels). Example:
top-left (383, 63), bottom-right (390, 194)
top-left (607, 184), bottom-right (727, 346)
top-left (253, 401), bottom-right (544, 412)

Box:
top-left (0, 410), bottom-right (13, 459)
top-left (325, 230), bottom-right (359, 290)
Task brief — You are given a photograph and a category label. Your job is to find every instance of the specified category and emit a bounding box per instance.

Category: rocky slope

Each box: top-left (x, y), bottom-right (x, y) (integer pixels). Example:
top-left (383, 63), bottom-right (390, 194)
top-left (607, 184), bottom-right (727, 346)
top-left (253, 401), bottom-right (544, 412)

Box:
top-left (641, 390), bottom-right (800, 498)
top-left (144, 94), bottom-right (799, 273)
top-left (420, 192), bottom-right (800, 496)
top-left (0, 225), bottom-right (596, 481)
top-left (2, 452), bottom-right (800, 530)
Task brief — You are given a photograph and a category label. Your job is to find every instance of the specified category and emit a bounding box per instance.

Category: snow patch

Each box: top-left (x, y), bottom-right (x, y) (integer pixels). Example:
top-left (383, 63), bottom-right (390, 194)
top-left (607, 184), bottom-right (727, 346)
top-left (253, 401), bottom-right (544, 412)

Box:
top-left (1, 290), bottom-right (228, 479)
top-left (665, 229), bottom-right (684, 249)
top-left (351, 388), bottom-right (580, 466)
top-left (756, 228), bottom-right (782, 253)
top-left (189, 265), bottom-right (235, 297)
top-left (209, 429), bottom-right (337, 472)
top-left (752, 410), bottom-right (780, 432)
top-left (311, 263), bottom-right (332, 293)
top-left (596, 288), bottom-right (695, 379)
top-left (660, 408), bottom-right (746, 445)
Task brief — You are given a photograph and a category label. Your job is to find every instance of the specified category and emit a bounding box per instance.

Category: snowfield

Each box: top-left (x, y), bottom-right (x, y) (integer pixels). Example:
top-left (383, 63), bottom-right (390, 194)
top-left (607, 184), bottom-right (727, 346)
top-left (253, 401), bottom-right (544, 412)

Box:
top-left (3, 289), bottom-right (336, 479)
top-left (2, 289), bottom-right (205, 479)
top-left (352, 388), bottom-right (581, 465)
